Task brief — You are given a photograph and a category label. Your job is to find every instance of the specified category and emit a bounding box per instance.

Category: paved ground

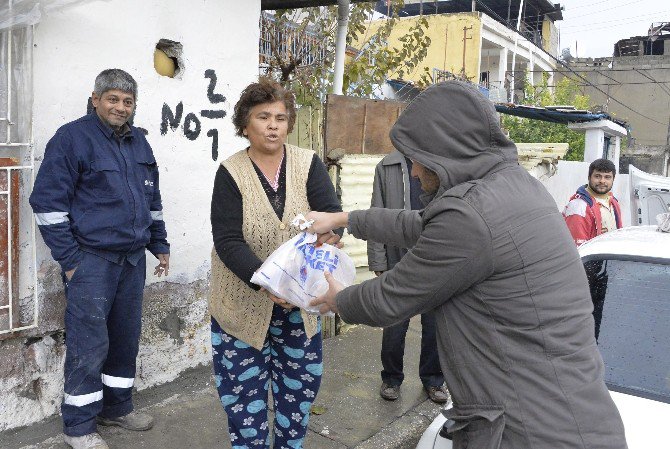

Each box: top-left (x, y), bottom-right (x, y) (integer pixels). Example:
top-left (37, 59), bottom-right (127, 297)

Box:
top-left (1, 319), bottom-right (444, 449)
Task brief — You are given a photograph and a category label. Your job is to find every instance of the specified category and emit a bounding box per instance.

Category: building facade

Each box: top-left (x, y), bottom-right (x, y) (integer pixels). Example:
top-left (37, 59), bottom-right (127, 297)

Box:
top-left (0, 0), bottom-right (260, 431)
top-left (359, 0), bottom-right (562, 102)
top-left (563, 25), bottom-right (670, 175)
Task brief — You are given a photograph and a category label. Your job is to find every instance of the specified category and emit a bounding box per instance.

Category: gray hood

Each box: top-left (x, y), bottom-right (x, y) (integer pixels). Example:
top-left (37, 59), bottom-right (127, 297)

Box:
top-left (390, 80), bottom-right (518, 196)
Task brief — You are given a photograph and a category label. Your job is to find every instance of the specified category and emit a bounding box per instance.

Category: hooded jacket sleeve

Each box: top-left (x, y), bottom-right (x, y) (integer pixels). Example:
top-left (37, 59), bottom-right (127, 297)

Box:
top-left (338, 197), bottom-right (494, 327)
top-left (366, 163), bottom-right (388, 272)
top-left (29, 130), bottom-right (83, 272)
top-left (349, 207), bottom-right (423, 250)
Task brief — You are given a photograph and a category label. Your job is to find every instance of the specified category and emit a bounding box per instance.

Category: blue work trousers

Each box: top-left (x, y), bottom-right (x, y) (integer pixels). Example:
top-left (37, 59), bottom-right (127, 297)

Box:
top-left (211, 306), bottom-right (323, 449)
top-left (380, 312), bottom-right (444, 388)
top-left (61, 251), bottom-right (146, 436)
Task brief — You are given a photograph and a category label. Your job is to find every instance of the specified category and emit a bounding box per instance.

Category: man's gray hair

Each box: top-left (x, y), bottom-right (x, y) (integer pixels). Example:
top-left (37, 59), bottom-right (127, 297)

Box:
top-left (93, 69), bottom-right (138, 99)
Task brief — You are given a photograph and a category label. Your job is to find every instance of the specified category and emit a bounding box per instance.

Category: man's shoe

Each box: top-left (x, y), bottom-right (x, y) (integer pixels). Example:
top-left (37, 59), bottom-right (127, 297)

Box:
top-left (380, 382), bottom-right (400, 401)
top-left (63, 432), bottom-right (109, 449)
top-left (425, 385), bottom-right (450, 404)
top-left (96, 411), bottom-right (154, 431)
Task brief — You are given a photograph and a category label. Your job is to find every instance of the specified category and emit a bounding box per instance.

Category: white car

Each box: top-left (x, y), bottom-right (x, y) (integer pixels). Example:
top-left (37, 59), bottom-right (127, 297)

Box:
top-left (417, 225), bottom-right (670, 449)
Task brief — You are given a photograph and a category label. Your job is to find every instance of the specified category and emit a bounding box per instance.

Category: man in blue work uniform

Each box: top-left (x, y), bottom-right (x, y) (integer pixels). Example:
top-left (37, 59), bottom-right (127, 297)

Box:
top-left (29, 69), bottom-right (170, 449)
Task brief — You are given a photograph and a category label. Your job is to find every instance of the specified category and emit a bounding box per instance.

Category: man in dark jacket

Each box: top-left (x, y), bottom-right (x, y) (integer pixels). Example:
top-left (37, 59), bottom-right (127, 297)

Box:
top-left (30, 69), bottom-right (170, 449)
top-left (306, 81), bottom-right (627, 448)
top-left (368, 151), bottom-right (447, 403)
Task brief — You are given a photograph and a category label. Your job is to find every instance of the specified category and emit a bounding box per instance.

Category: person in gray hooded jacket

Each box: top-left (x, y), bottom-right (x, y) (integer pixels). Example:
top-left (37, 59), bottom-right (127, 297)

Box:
top-left (306, 80), bottom-right (627, 449)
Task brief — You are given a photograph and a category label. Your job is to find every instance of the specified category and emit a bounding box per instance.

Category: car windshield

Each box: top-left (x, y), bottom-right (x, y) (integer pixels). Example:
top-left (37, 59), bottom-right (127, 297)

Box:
top-left (584, 257), bottom-right (670, 404)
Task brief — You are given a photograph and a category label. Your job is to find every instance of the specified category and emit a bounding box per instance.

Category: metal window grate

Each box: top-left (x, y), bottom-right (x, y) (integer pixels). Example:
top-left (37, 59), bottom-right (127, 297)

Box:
top-left (0, 23), bottom-right (37, 336)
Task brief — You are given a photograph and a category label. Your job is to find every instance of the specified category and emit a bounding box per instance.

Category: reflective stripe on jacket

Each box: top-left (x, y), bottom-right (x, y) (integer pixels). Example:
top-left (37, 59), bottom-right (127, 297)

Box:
top-left (30, 113), bottom-right (169, 270)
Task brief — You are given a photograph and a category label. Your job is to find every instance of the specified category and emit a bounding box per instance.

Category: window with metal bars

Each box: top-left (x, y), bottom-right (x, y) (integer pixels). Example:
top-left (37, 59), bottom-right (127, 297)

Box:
top-left (0, 24), bottom-right (37, 336)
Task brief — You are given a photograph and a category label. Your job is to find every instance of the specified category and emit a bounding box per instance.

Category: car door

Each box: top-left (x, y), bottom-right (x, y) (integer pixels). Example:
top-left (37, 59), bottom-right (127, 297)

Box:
top-left (629, 164), bottom-right (670, 225)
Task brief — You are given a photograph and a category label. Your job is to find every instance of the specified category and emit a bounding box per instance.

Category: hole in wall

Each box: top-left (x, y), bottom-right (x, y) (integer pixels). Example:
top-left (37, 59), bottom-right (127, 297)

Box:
top-left (155, 39), bottom-right (184, 79)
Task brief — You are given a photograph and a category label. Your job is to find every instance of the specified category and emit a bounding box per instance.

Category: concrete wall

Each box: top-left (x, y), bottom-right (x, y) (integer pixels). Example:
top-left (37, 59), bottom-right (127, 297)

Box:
top-left (564, 56), bottom-right (670, 147)
top-left (0, 0), bottom-right (260, 431)
top-left (620, 144), bottom-right (670, 176)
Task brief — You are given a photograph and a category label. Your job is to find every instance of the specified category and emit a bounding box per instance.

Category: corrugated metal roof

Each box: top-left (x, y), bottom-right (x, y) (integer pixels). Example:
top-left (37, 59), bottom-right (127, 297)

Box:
top-left (261, 0), bottom-right (374, 10)
top-left (336, 146), bottom-right (569, 273)
top-left (495, 104), bottom-right (628, 128)
top-left (338, 154), bottom-right (383, 268)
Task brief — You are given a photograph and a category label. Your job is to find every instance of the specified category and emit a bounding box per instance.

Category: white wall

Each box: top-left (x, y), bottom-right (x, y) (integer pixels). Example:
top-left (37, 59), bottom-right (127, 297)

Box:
top-left (2, 0), bottom-right (260, 431)
top-left (32, 0), bottom-right (260, 283)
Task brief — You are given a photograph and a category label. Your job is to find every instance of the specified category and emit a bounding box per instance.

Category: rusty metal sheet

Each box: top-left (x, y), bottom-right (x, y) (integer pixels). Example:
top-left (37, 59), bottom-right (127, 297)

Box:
top-left (0, 158), bottom-right (20, 331)
top-left (325, 94), bottom-right (405, 155)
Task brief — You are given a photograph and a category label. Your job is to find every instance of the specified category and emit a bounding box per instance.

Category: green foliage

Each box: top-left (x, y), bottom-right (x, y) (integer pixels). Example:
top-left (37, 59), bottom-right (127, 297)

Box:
top-left (263, 1), bottom-right (432, 106)
top-left (502, 75), bottom-right (591, 161)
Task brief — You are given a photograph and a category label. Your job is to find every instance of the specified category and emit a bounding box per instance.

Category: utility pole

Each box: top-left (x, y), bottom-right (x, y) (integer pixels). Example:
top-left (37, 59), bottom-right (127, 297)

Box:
top-left (509, 0), bottom-right (525, 102)
top-left (443, 25), bottom-right (449, 72)
top-left (462, 26), bottom-right (473, 79)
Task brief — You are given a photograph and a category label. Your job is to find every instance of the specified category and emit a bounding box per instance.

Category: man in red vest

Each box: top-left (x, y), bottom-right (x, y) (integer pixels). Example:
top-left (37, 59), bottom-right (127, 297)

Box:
top-left (563, 158), bottom-right (623, 245)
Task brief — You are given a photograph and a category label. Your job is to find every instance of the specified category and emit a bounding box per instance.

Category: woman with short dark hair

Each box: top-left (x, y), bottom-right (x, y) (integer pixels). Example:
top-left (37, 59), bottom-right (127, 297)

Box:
top-left (209, 78), bottom-right (341, 448)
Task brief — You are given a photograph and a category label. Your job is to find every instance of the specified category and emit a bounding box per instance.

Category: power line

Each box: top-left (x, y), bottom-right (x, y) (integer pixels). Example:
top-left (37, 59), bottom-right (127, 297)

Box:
top-left (559, 9), bottom-right (670, 30)
top-left (504, 0), bottom-right (650, 23)
top-left (540, 81), bottom-right (670, 87)
top-left (566, 0), bottom-right (624, 10)
top-left (472, 1), bottom-right (668, 126)
top-left (524, 68), bottom-right (670, 74)
top-left (562, 0), bottom-right (646, 20)
top-left (633, 68), bottom-right (670, 97)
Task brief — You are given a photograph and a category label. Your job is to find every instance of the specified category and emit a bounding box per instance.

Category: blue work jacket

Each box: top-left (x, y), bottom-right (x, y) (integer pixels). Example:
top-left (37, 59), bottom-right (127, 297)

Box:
top-left (29, 113), bottom-right (169, 271)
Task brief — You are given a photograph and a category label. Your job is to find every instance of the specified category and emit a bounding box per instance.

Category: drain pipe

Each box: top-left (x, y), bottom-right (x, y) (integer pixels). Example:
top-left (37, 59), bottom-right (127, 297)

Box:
top-left (332, 0), bottom-right (350, 95)
top-left (509, 0), bottom-right (525, 102)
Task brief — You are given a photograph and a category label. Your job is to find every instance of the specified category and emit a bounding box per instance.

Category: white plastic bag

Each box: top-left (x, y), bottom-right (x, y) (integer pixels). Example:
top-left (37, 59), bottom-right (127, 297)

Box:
top-left (250, 225), bottom-right (355, 315)
top-left (656, 210), bottom-right (670, 233)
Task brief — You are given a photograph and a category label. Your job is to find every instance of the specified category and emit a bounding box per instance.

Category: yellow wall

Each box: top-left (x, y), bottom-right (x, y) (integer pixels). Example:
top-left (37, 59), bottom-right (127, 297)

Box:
top-left (542, 19), bottom-right (559, 56)
top-left (357, 13), bottom-right (483, 84)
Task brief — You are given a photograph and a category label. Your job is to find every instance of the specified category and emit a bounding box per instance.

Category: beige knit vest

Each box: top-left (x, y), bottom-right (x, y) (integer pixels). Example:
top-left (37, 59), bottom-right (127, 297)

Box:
top-left (209, 144), bottom-right (318, 351)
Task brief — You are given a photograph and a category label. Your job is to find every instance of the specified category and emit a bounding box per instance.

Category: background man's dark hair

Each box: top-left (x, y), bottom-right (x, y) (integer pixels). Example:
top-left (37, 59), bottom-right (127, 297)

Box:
top-left (588, 158), bottom-right (617, 178)
top-left (232, 77), bottom-right (296, 138)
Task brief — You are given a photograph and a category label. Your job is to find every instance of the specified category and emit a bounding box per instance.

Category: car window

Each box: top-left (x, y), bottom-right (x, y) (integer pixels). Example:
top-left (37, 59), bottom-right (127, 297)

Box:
top-left (584, 258), bottom-right (670, 404)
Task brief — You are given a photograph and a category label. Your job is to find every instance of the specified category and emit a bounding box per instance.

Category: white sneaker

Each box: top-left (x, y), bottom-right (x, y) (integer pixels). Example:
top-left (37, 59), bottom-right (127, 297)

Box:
top-left (63, 432), bottom-right (109, 449)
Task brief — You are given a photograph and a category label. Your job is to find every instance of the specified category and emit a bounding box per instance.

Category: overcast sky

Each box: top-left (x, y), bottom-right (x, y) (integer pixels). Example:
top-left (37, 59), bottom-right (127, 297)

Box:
top-left (557, 0), bottom-right (670, 58)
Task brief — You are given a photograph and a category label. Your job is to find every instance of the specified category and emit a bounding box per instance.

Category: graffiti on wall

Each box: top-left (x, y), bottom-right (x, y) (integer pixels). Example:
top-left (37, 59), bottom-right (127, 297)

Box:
top-left (160, 69), bottom-right (227, 161)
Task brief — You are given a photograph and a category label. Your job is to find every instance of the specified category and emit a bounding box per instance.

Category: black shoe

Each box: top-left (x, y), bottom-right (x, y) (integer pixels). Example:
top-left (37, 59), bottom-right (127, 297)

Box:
top-left (425, 385), bottom-right (450, 404)
top-left (380, 382), bottom-right (400, 401)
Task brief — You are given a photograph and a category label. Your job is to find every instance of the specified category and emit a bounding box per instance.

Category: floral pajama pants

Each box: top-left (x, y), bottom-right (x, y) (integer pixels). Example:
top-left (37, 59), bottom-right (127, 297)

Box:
top-left (211, 306), bottom-right (323, 449)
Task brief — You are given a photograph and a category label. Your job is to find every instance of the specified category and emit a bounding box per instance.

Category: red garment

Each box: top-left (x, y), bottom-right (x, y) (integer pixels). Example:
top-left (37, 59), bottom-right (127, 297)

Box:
top-left (563, 185), bottom-right (623, 245)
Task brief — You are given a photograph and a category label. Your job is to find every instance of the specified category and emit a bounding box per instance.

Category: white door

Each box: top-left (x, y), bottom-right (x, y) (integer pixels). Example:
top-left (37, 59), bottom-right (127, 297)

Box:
top-left (629, 165), bottom-right (670, 225)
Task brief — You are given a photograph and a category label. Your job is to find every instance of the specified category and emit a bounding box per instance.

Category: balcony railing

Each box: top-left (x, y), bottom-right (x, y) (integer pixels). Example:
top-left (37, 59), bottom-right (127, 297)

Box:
top-left (259, 12), bottom-right (327, 69)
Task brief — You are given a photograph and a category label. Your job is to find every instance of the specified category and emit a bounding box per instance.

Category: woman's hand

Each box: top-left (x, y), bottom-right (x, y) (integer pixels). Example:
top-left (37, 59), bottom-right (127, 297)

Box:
top-left (261, 288), bottom-right (294, 310)
top-left (309, 272), bottom-right (345, 315)
top-left (305, 211), bottom-right (349, 234)
top-left (315, 230), bottom-right (343, 248)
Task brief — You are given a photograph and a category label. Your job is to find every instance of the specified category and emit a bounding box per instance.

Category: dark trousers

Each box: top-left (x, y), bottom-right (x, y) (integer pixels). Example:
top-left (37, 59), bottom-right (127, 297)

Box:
top-left (61, 251), bottom-right (146, 437)
top-left (380, 312), bottom-right (444, 388)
